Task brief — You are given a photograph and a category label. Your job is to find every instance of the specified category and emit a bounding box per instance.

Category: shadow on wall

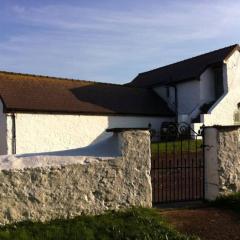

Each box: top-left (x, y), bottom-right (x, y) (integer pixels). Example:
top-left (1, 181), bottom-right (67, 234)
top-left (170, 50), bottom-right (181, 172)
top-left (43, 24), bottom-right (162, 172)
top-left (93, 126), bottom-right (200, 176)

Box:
top-left (17, 113), bottom-right (153, 157)
top-left (17, 133), bottom-right (121, 158)
top-left (0, 83), bottom-right (166, 155)
top-left (90, 116), bottom-right (152, 146)
top-left (69, 84), bottom-right (167, 146)
top-left (70, 84), bottom-right (171, 116)
top-left (17, 115), bottom-right (151, 157)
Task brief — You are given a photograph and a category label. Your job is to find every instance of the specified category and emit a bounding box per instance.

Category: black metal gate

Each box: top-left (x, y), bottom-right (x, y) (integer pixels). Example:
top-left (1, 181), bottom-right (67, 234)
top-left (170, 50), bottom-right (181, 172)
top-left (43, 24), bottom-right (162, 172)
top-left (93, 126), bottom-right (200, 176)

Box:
top-left (151, 122), bottom-right (205, 204)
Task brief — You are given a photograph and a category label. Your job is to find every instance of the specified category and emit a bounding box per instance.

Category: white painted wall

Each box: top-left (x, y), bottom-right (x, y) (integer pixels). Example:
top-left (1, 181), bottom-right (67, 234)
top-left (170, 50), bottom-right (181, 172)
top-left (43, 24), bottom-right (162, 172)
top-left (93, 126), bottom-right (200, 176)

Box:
top-left (177, 68), bottom-right (215, 120)
top-left (4, 112), bottom-right (173, 154)
top-left (154, 86), bottom-right (168, 102)
top-left (177, 80), bottom-right (200, 114)
top-left (154, 61), bottom-right (237, 126)
top-left (202, 49), bottom-right (240, 125)
top-left (200, 68), bottom-right (215, 103)
top-left (154, 69), bottom-right (215, 119)
top-left (154, 86), bottom-right (176, 111)
top-left (204, 127), bottom-right (219, 200)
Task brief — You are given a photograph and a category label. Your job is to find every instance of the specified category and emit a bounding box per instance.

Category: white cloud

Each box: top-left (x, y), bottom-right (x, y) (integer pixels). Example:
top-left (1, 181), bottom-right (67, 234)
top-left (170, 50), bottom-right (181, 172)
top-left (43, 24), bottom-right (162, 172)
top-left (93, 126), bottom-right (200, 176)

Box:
top-left (0, 0), bottom-right (240, 83)
top-left (11, 5), bottom-right (25, 14)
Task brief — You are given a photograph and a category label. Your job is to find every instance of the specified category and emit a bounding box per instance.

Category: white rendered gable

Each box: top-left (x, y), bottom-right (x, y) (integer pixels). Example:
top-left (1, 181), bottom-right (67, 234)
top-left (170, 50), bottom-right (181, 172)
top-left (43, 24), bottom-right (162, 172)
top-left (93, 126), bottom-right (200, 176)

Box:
top-left (202, 49), bottom-right (240, 125)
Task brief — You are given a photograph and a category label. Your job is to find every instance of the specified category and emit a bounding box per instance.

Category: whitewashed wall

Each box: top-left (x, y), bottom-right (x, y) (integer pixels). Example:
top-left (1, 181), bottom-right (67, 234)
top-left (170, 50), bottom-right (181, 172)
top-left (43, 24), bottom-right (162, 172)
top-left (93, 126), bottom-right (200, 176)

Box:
top-left (155, 82), bottom-right (202, 115)
top-left (154, 86), bottom-right (176, 111)
top-left (200, 68), bottom-right (215, 103)
top-left (204, 127), bottom-right (219, 200)
top-left (154, 52), bottom-right (240, 127)
top-left (2, 109), bottom-right (172, 154)
top-left (154, 86), bottom-right (168, 102)
top-left (177, 69), bottom-right (216, 116)
top-left (154, 68), bottom-right (215, 118)
top-left (177, 80), bottom-right (200, 114)
top-left (202, 49), bottom-right (240, 125)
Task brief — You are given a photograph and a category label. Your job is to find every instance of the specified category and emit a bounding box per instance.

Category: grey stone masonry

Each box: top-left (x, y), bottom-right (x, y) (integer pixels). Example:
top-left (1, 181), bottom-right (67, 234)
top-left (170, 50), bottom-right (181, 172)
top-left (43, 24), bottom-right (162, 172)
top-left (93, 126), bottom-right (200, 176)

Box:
top-left (0, 130), bottom-right (152, 225)
top-left (205, 125), bottom-right (240, 200)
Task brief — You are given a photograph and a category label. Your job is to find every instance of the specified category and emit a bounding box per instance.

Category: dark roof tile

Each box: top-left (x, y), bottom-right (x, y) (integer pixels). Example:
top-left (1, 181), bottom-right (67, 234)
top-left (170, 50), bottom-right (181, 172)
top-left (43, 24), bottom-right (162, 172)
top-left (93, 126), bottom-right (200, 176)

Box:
top-left (127, 44), bottom-right (239, 87)
top-left (0, 71), bottom-right (174, 116)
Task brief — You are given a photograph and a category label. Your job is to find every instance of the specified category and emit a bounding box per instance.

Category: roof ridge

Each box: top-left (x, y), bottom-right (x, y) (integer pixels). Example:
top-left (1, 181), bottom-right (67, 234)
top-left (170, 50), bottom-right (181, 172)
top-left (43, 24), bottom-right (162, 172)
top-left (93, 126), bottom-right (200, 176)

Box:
top-left (0, 70), bottom-right (124, 87)
top-left (0, 70), bottom-right (154, 91)
top-left (139, 44), bottom-right (239, 76)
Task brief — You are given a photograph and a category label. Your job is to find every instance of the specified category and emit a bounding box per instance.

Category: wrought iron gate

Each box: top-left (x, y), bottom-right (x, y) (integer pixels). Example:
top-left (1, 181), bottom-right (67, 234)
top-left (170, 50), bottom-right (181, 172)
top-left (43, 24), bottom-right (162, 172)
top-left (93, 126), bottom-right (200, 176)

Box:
top-left (151, 122), bottom-right (205, 204)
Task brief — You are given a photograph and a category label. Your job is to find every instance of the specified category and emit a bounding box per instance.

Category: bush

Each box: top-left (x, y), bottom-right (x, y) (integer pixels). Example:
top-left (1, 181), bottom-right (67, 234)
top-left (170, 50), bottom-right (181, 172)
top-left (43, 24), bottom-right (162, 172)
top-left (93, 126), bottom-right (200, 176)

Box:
top-left (211, 192), bottom-right (240, 213)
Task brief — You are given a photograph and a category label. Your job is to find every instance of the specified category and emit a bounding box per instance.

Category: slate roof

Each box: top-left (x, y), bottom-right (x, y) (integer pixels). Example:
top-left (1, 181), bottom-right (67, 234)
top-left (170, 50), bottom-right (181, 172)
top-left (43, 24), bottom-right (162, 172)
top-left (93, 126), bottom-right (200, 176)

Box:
top-left (0, 71), bottom-right (174, 116)
top-left (127, 44), bottom-right (239, 87)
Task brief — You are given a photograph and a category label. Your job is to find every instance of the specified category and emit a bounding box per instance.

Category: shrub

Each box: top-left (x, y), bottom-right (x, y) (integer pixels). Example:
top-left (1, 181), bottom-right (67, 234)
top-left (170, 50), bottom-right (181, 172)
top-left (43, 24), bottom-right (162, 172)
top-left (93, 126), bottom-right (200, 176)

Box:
top-left (211, 192), bottom-right (240, 213)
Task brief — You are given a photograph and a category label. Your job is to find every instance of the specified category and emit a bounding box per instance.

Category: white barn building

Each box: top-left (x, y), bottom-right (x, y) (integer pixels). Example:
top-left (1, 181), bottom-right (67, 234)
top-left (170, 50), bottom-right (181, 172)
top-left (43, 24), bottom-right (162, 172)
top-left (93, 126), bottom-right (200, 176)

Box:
top-left (128, 44), bottom-right (240, 132)
top-left (0, 72), bottom-right (174, 154)
top-left (2, 43), bottom-right (240, 155)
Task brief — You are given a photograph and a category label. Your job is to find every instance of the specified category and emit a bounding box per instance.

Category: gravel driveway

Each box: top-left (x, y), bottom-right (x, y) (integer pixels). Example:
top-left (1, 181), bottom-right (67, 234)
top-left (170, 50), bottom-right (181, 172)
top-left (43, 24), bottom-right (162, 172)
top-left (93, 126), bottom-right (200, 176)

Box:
top-left (161, 207), bottom-right (240, 240)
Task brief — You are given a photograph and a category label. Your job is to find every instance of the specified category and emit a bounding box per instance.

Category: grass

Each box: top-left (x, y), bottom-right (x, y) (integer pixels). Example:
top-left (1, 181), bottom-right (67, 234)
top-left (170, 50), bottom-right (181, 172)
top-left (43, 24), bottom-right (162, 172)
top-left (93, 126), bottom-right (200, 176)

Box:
top-left (0, 208), bottom-right (198, 240)
top-left (151, 140), bottom-right (202, 154)
top-left (211, 192), bottom-right (240, 214)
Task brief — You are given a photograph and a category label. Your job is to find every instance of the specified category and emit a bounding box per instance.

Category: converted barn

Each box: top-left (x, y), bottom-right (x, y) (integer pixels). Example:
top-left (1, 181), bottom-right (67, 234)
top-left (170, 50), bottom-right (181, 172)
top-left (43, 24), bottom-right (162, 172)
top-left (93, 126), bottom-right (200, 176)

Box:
top-left (128, 44), bottom-right (240, 129)
top-left (0, 71), bottom-right (174, 154)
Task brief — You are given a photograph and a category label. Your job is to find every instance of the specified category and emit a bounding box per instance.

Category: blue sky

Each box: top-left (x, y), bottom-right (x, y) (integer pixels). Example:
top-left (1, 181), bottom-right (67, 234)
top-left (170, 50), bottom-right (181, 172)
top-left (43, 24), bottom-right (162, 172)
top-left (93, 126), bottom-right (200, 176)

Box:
top-left (0, 0), bottom-right (239, 83)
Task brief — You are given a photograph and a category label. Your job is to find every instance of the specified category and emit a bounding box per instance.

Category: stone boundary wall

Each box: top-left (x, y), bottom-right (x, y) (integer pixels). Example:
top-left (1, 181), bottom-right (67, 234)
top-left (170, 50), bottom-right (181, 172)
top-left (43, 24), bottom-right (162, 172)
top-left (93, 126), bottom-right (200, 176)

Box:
top-left (0, 130), bottom-right (152, 225)
top-left (204, 125), bottom-right (240, 200)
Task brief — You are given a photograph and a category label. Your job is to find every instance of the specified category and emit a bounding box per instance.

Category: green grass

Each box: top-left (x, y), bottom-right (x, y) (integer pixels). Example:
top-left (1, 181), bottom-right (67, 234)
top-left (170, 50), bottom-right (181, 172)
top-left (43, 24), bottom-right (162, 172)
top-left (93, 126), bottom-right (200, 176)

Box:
top-left (211, 192), bottom-right (240, 213)
top-left (151, 140), bottom-right (202, 154)
top-left (0, 208), bottom-right (198, 240)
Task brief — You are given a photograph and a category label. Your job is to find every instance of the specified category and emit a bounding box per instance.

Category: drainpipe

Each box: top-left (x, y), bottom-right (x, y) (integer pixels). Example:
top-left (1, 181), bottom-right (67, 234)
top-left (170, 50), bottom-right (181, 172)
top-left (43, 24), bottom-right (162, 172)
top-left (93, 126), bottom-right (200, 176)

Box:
top-left (173, 85), bottom-right (178, 122)
top-left (11, 113), bottom-right (16, 154)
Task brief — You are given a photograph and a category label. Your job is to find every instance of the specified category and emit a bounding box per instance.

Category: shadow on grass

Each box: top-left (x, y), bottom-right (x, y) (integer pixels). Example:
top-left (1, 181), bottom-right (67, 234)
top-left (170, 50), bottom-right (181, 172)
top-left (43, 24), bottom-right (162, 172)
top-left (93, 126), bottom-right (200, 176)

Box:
top-left (0, 208), bottom-right (199, 240)
top-left (210, 192), bottom-right (240, 214)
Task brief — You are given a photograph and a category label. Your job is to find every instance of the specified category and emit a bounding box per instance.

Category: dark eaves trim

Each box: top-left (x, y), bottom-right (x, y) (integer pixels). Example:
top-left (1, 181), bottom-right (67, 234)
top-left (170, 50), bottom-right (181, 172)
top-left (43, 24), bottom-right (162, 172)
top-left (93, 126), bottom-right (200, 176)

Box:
top-left (4, 109), bottom-right (175, 117)
top-left (223, 44), bottom-right (240, 62)
top-left (204, 125), bottom-right (240, 129)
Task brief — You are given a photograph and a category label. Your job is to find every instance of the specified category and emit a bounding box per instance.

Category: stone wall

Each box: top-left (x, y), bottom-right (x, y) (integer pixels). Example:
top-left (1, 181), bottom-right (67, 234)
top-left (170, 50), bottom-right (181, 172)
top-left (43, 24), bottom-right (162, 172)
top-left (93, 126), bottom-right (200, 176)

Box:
top-left (204, 125), bottom-right (240, 200)
top-left (0, 130), bottom-right (152, 225)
